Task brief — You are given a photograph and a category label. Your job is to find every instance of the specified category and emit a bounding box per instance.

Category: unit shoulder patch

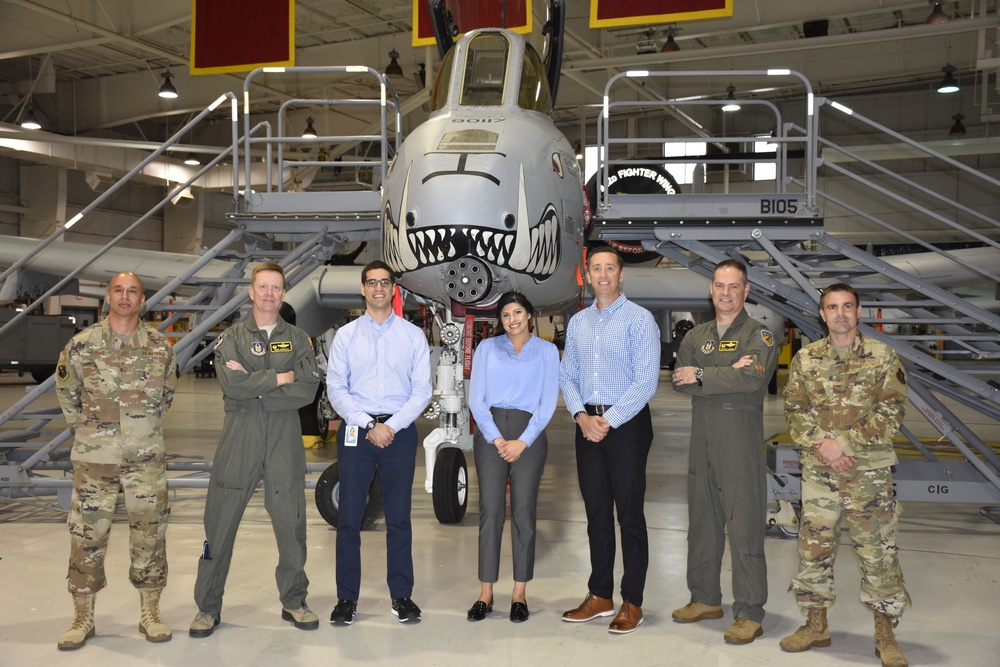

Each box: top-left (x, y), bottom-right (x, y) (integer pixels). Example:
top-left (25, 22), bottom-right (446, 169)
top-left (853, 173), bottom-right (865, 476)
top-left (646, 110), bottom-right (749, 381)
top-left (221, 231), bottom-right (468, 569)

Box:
top-left (761, 330), bottom-right (774, 347)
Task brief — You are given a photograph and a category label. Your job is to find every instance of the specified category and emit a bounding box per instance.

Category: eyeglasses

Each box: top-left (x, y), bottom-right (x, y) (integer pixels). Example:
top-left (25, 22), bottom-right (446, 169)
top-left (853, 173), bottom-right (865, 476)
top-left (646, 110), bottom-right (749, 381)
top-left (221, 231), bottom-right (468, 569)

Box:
top-left (364, 278), bottom-right (393, 288)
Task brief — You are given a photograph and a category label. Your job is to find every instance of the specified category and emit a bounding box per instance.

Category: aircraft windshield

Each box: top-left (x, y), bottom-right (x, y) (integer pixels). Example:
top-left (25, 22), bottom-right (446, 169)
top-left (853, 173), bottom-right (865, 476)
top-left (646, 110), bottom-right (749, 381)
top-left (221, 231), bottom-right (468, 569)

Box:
top-left (430, 48), bottom-right (455, 112)
top-left (460, 33), bottom-right (509, 107)
top-left (517, 43), bottom-right (552, 114)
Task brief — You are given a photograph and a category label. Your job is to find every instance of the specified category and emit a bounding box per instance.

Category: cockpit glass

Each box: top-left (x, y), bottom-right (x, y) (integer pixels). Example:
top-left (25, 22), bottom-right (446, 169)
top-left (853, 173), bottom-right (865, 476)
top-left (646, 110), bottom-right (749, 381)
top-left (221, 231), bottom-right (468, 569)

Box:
top-left (430, 48), bottom-right (455, 112)
top-left (460, 33), bottom-right (509, 106)
top-left (518, 43), bottom-right (552, 114)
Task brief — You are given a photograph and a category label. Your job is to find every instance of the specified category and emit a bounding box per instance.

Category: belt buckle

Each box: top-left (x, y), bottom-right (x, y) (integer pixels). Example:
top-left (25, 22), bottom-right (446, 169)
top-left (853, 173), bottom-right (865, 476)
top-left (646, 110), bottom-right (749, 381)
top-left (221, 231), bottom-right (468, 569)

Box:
top-left (595, 404), bottom-right (605, 416)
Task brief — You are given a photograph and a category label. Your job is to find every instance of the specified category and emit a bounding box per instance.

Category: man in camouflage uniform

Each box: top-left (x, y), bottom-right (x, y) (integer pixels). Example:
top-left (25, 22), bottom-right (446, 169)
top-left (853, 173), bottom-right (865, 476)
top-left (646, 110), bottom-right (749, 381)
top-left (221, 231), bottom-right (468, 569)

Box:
top-left (781, 282), bottom-right (910, 667)
top-left (55, 271), bottom-right (178, 649)
top-left (190, 263), bottom-right (321, 637)
top-left (670, 259), bottom-right (778, 644)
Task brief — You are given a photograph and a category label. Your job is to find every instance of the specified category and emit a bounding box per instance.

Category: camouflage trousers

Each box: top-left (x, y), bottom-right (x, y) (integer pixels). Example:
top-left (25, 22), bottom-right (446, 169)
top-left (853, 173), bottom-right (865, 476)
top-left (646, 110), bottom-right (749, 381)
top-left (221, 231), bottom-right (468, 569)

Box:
top-left (789, 463), bottom-right (910, 622)
top-left (66, 459), bottom-right (169, 594)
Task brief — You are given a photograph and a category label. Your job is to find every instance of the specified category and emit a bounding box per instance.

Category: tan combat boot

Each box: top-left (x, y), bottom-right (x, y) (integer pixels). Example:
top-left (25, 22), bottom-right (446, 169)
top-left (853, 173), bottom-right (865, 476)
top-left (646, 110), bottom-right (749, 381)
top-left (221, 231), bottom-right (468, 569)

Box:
top-left (874, 611), bottom-right (908, 667)
top-left (779, 607), bottom-right (831, 652)
top-left (139, 588), bottom-right (172, 642)
top-left (57, 593), bottom-right (95, 650)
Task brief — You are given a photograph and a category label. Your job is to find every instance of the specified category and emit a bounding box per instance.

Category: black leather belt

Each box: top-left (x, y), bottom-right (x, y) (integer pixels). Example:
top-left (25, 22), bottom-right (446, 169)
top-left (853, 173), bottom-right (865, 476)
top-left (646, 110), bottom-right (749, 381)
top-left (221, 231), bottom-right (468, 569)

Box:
top-left (371, 414), bottom-right (392, 423)
top-left (585, 404), bottom-right (612, 416)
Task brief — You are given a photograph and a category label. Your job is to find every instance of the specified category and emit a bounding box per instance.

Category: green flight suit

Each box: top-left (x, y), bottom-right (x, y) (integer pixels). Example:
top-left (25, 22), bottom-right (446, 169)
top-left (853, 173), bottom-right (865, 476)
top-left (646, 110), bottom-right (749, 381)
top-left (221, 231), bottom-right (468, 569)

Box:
top-left (193, 316), bottom-right (320, 617)
top-left (674, 308), bottom-right (777, 623)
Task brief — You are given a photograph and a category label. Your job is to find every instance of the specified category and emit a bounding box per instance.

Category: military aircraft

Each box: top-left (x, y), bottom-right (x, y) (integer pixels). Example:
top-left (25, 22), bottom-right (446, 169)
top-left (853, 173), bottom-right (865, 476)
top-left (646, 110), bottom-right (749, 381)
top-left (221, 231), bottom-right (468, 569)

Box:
top-left (3, 0), bottom-right (999, 527)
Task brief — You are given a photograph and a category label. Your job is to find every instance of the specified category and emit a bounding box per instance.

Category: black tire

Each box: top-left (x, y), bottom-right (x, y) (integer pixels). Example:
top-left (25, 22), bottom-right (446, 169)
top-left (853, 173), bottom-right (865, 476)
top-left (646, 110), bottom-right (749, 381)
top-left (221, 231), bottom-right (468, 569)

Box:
top-left (773, 501), bottom-right (802, 539)
top-left (300, 384), bottom-right (330, 439)
top-left (314, 462), bottom-right (384, 530)
top-left (432, 448), bottom-right (468, 524)
top-left (31, 368), bottom-right (53, 383)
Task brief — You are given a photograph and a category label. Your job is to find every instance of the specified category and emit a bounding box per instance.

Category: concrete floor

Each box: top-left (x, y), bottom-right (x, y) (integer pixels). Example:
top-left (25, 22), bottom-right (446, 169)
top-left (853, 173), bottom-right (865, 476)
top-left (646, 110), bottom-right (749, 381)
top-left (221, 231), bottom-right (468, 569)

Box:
top-left (1, 371), bottom-right (998, 667)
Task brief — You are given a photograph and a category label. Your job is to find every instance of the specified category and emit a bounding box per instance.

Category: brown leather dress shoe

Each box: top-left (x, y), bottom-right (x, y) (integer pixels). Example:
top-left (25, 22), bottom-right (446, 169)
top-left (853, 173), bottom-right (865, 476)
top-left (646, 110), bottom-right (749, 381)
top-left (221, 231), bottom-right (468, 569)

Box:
top-left (562, 593), bottom-right (615, 622)
top-left (608, 601), bottom-right (643, 634)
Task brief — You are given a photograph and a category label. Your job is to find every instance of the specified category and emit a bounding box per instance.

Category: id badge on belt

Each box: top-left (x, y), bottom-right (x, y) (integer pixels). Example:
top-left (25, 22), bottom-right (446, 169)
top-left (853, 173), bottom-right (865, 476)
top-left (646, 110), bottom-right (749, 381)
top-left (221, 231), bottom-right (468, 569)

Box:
top-left (345, 424), bottom-right (359, 447)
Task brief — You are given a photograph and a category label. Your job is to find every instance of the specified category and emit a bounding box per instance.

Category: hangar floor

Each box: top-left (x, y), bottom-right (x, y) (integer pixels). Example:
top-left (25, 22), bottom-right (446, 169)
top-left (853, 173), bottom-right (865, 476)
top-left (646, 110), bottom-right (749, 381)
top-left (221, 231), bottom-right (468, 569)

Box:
top-left (1, 371), bottom-right (997, 666)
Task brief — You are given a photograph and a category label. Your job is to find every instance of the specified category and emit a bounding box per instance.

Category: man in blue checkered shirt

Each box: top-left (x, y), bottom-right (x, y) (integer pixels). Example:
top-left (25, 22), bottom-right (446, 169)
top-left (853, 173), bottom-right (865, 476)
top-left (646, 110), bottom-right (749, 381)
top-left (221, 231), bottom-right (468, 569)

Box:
top-left (559, 246), bottom-right (660, 635)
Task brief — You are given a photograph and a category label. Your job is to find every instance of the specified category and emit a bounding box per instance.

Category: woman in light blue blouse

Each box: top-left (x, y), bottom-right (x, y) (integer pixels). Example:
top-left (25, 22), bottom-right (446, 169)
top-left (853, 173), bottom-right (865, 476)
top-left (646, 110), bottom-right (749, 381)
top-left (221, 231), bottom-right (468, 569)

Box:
top-left (466, 291), bottom-right (560, 623)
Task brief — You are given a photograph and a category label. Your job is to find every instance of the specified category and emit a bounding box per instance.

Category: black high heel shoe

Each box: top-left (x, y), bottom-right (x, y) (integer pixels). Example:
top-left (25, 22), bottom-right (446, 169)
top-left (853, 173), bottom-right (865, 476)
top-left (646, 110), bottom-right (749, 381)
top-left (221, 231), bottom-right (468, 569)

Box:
top-left (467, 598), bottom-right (494, 621)
top-left (510, 601), bottom-right (530, 623)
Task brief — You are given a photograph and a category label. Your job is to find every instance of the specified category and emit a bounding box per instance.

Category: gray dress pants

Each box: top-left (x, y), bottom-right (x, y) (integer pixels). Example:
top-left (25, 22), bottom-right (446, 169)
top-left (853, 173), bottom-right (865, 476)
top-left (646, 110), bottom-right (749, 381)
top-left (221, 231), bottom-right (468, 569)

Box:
top-left (473, 407), bottom-right (548, 583)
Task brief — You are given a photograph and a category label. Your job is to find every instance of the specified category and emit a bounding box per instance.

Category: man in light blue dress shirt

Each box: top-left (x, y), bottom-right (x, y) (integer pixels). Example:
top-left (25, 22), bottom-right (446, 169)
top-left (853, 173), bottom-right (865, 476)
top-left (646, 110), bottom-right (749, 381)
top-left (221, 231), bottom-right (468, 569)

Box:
top-left (326, 261), bottom-right (432, 625)
top-left (559, 246), bottom-right (661, 634)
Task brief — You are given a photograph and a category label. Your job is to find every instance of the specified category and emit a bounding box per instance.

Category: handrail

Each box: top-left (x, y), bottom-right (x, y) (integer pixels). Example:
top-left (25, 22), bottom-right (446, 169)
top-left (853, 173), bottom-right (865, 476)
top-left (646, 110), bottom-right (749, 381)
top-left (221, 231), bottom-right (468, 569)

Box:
top-left (0, 94), bottom-right (239, 339)
top-left (597, 69), bottom-right (816, 213)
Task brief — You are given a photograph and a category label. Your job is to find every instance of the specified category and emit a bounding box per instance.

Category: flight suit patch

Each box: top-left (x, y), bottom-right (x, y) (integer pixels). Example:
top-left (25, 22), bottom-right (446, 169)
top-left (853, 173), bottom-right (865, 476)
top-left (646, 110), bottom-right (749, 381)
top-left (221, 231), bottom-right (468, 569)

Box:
top-left (251, 341), bottom-right (266, 356)
top-left (270, 341), bottom-right (292, 353)
top-left (719, 340), bottom-right (738, 352)
top-left (701, 340), bottom-right (716, 354)
top-left (761, 330), bottom-right (774, 346)
top-left (57, 364), bottom-right (67, 379)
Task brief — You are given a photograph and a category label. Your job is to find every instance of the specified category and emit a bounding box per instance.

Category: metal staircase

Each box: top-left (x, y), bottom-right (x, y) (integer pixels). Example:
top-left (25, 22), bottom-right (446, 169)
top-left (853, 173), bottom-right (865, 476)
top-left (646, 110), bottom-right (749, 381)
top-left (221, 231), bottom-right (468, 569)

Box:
top-left (591, 70), bottom-right (1000, 522)
top-left (0, 67), bottom-right (397, 509)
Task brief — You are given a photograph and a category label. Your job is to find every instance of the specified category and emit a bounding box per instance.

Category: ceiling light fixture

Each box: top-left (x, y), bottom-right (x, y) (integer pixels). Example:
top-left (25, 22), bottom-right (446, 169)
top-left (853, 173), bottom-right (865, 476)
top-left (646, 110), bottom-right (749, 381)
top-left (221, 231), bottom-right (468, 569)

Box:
top-left (937, 64), bottom-right (959, 94)
top-left (302, 116), bottom-right (317, 138)
top-left (949, 113), bottom-right (966, 135)
top-left (722, 84), bottom-right (741, 112)
top-left (20, 104), bottom-right (41, 130)
top-left (158, 70), bottom-right (178, 99)
top-left (184, 153), bottom-right (201, 166)
top-left (384, 49), bottom-right (403, 77)
top-left (661, 26), bottom-right (680, 53)
top-left (926, 1), bottom-right (950, 25)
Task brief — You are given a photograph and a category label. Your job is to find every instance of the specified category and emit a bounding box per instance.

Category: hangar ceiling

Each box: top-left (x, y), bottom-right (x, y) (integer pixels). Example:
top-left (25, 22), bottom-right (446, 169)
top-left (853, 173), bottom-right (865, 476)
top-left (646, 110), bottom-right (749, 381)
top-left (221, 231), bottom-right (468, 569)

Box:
top-left (0, 1), bottom-right (997, 165)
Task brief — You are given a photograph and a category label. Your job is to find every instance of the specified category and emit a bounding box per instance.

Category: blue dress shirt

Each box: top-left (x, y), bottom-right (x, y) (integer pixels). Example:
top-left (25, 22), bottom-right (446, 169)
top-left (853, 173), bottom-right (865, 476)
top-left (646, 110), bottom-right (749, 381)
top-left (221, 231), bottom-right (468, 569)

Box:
top-left (559, 293), bottom-right (661, 428)
top-left (468, 333), bottom-right (560, 447)
top-left (326, 311), bottom-right (432, 433)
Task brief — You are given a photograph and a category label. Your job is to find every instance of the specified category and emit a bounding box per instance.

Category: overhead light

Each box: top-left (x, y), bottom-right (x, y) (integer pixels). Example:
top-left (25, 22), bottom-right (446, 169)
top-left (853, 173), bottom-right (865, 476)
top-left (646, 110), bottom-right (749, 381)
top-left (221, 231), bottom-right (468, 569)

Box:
top-left (722, 84), bottom-right (741, 112)
top-left (926, 1), bottom-right (950, 25)
top-left (384, 49), bottom-right (403, 77)
top-left (661, 26), bottom-right (680, 53)
top-left (302, 116), bottom-right (317, 138)
top-left (949, 113), bottom-right (966, 136)
top-left (184, 153), bottom-right (201, 166)
top-left (158, 70), bottom-right (178, 99)
top-left (20, 105), bottom-right (41, 130)
top-left (573, 141), bottom-right (583, 160)
top-left (937, 64), bottom-right (959, 94)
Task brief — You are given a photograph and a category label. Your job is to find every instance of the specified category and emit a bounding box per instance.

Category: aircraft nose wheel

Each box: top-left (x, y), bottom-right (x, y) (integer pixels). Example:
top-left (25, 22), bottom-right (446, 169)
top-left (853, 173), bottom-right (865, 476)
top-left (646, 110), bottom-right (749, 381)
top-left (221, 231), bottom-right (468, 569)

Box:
top-left (432, 448), bottom-right (468, 523)
top-left (315, 462), bottom-right (385, 530)
top-left (444, 257), bottom-right (492, 304)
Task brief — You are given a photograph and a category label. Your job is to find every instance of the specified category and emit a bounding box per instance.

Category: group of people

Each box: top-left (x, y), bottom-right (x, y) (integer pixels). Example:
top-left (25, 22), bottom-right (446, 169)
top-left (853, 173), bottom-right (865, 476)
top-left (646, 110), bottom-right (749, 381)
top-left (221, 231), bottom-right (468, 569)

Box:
top-left (53, 250), bottom-right (911, 666)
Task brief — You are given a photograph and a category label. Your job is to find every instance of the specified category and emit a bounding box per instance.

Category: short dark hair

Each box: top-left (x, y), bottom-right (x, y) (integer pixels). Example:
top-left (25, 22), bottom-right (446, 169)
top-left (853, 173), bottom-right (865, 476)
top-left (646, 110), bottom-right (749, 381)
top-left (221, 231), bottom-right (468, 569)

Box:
top-left (251, 262), bottom-right (285, 289)
top-left (820, 282), bottom-right (859, 309)
top-left (493, 291), bottom-right (535, 336)
top-left (361, 260), bottom-right (395, 284)
top-left (587, 245), bottom-right (623, 270)
top-left (714, 259), bottom-right (747, 283)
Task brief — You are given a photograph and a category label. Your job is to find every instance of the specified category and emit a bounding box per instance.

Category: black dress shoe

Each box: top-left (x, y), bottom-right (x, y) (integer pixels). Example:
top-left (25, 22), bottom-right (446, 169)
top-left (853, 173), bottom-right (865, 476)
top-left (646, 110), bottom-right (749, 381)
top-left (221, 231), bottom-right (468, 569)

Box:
top-left (510, 601), bottom-right (530, 623)
top-left (467, 599), bottom-right (493, 621)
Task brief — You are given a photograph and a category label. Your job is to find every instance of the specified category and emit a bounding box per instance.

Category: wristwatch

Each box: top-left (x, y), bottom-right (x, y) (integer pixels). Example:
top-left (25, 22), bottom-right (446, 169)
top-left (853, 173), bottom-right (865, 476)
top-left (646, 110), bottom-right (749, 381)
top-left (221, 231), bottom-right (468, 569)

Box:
top-left (573, 411), bottom-right (585, 422)
top-left (694, 368), bottom-right (704, 386)
top-left (366, 419), bottom-right (376, 430)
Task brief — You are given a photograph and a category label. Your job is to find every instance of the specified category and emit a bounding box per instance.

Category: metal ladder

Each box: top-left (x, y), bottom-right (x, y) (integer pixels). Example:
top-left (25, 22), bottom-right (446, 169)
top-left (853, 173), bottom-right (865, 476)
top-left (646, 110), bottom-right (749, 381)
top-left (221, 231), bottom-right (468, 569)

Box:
top-left (591, 70), bottom-right (1000, 523)
top-left (0, 66), bottom-right (398, 509)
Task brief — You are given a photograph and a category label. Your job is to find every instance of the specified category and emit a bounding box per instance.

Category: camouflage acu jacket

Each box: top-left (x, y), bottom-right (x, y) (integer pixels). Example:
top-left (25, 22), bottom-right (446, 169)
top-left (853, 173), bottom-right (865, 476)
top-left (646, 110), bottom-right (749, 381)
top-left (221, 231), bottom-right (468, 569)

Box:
top-left (56, 318), bottom-right (178, 464)
top-left (784, 331), bottom-right (906, 470)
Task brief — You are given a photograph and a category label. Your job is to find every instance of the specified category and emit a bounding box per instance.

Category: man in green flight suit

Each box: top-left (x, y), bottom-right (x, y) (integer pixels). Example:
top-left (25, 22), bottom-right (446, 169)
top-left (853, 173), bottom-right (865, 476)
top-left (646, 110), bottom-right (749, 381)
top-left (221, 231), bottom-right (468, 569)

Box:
top-left (670, 258), bottom-right (778, 644)
top-left (55, 271), bottom-right (178, 650)
top-left (190, 262), bottom-right (321, 637)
